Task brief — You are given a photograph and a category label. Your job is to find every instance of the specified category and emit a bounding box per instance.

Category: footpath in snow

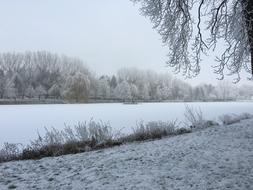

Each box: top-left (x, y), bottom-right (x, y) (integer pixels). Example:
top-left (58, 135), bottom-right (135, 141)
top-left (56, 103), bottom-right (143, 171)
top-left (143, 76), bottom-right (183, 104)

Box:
top-left (0, 119), bottom-right (253, 190)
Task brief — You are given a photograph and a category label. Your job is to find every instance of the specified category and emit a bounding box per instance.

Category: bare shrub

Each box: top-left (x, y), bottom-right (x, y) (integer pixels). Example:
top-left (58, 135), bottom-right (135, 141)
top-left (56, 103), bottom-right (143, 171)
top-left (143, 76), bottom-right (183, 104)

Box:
top-left (184, 105), bottom-right (218, 130)
top-left (74, 123), bottom-right (89, 141)
top-left (28, 120), bottom-right (115, 149)
top-left (19, 119), bottom-right (118, 160)
top-left (184, 105), bottom-right (204, 128)
top-left (0, 143), bottom-right (22, 162)
top-left (87, 120), bottom-right (114, 143)
top-left (62, 126), bottom-right (76, 143)
top-left (44, 127), bottom-right (64, 145)
top-left (146, 120), bottom-right (177, 138)
top-left (122, 120), bottom-right (179, 142)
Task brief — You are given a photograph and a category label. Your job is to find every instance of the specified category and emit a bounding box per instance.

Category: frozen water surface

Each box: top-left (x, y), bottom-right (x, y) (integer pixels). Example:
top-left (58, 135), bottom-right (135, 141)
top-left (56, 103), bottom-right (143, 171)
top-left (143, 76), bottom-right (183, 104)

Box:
top-left (0, 102), bottom-right (253, 145)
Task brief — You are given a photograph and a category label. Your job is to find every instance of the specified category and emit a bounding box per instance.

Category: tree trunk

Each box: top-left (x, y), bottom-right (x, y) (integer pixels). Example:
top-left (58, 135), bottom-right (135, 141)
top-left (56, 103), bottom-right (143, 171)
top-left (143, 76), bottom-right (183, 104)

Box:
top-left (243, 0), bottom-right (253, 74)
top-left (252, 49), bottom-right (253, 75)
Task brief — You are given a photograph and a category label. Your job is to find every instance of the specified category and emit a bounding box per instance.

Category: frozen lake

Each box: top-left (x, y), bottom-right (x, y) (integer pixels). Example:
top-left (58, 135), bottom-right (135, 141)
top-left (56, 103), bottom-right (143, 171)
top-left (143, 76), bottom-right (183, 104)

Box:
top-left (0, 102), bottom-right (253, 145)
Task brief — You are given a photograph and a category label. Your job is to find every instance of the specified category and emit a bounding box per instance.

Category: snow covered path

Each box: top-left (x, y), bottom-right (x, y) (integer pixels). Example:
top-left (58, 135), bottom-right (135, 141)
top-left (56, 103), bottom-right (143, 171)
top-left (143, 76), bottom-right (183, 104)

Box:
top-left (1, 119), bottom-right (253, 190)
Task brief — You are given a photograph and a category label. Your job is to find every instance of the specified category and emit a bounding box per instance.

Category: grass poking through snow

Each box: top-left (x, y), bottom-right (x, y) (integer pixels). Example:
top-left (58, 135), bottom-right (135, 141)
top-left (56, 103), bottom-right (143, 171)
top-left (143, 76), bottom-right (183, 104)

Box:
top-left (1, 107), bottom-right (252, 163)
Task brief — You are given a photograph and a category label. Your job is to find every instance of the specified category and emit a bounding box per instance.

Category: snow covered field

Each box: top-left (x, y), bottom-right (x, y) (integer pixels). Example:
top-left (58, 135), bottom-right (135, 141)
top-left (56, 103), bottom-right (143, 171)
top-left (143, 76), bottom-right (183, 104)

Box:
top-left (0, 102), bottom-right (253, 145)
top-left (0, 118), bottom-right (252, 190)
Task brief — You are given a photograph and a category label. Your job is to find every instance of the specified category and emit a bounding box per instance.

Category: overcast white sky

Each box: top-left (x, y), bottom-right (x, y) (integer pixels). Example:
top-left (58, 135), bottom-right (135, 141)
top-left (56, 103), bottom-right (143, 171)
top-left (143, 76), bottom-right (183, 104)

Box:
top-left (0, 0), bottom-right (251, 85)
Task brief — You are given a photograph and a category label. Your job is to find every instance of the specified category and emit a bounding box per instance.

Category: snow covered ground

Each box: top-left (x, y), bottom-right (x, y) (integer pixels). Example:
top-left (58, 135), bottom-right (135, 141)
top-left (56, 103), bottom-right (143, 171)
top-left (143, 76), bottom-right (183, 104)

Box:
top-left (1, 101), bottom-right (253, 145)
top-left (0, 118), bottom-right (252, 190)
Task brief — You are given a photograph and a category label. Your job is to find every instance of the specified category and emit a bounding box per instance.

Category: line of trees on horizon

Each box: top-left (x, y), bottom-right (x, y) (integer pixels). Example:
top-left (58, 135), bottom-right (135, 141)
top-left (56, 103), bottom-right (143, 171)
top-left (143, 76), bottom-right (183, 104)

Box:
top-left (0, 51), bottom-right (253, 103)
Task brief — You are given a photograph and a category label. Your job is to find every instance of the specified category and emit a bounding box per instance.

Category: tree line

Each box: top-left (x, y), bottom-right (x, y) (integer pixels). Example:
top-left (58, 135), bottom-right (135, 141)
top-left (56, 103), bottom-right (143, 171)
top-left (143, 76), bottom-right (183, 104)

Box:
top-left (0, 51), bottom-right (252, 103)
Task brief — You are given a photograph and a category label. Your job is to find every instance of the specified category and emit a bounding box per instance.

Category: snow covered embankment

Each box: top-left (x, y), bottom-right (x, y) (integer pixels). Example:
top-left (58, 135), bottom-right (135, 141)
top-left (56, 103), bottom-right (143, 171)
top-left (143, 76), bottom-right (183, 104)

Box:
top-left (0, 118), bottom-right (253, 190)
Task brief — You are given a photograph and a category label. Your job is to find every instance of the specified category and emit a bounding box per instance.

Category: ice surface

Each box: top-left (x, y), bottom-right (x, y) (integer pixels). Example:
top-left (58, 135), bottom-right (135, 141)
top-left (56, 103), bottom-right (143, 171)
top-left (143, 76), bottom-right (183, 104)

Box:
top-left (0, 102), bottom-right (253, 145)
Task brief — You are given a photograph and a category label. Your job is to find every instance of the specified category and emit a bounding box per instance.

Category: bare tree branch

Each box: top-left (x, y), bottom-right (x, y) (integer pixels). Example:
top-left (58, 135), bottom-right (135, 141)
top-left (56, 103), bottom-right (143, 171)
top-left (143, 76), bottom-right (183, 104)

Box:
top-left (132, 0), bottom-right (253, 82)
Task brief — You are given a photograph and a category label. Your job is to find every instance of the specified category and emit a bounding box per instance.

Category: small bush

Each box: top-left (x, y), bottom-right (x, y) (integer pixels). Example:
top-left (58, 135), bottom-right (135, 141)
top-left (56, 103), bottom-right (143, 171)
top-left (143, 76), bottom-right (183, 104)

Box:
top-left (0, 120), bottom-right (118, 162)
top-left (122, 120), bottom-right (179, 142)
top-left (29, 120), bottom-right (115, 150)
top-left (20, 120), bottom-right (118, 160)
top-left (219, 114), bottom-right (239, 125)
top-left (0, 143), bottom-right (22, 162)
top-left (184, 105), bottom-right (219, 130)
top-left (219, 113), bottom-right (253, 125)
top-left (184, 105), bottom-right (204, 128)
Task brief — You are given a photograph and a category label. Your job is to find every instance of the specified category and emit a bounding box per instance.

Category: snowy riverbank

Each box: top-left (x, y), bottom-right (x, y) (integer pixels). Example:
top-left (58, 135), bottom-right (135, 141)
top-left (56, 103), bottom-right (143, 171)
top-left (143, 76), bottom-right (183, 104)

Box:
top-left (1, 118), bottom-right (253, 189)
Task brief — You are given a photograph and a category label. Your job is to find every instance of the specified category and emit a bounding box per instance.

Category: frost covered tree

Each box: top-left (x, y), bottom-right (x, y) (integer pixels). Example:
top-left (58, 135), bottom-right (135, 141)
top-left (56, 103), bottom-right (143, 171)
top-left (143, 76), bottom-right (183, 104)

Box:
top-left (12, 73), bottom-right (25, 98)
top-left (139, 83), bottom-right (150, 100)
top-left (35, 85), bottom-right (46, 100)
top-left (48, 84), bottom-right (61, 99)
top-left (26, 85), bottom-right (36, 98)
top-left (130, 84), bottom-right (139, 100)
top-left (132, 0), bottom-right (253, 81)
top-left (146, 70), bottom-right (159, 99)
top-left (0, 51), bottom-right (252, 102)
top-left (191, 84), bottom-right (217, 100)
top-left (64, 72), bottom-right (90, 102)
top-left (192, 86), bottom-right (205, 101)
top-left (114, 80), bottom-right (132, 101)
top-left (110, 75), bottom-right (117, 89)
top-left (216, 80), bottom-right (234, 100)
top-left (156, 73), bottom-right (173, 100)
top-left (171, 79), bottom-right (185, 100)
top-left (4, 81), bottom-right (15, 99)
top-left (0, 51), bottom-right (92, 101)
top-left (0, 69), bottom-right (7, 98)
top-left (238, 84), bottom-right (253, 99)
top-left (97, 77), bottom-right (111, 99)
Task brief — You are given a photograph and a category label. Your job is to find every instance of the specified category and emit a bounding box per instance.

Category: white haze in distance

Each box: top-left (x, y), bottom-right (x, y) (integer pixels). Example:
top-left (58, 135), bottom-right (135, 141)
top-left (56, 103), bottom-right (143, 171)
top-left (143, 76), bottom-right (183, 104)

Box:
top-left (0, 0), bottom-right (251, 85)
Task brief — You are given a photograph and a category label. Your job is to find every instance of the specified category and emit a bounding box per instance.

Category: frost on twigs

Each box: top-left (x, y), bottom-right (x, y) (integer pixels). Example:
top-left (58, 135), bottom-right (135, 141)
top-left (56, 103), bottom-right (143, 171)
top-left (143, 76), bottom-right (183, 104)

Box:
top-left (184, 105), bottom-right (219, 130)
top-left (0, 143), bottom-right (23, 163)
top-left (122, 120), bottom-right (179, 142)
top-left (1, 111), bottom-right (252, 163)
top-left (132, 0), bottom-right (253, 81)
top-left (19, 120), bottom-right (122, 160)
